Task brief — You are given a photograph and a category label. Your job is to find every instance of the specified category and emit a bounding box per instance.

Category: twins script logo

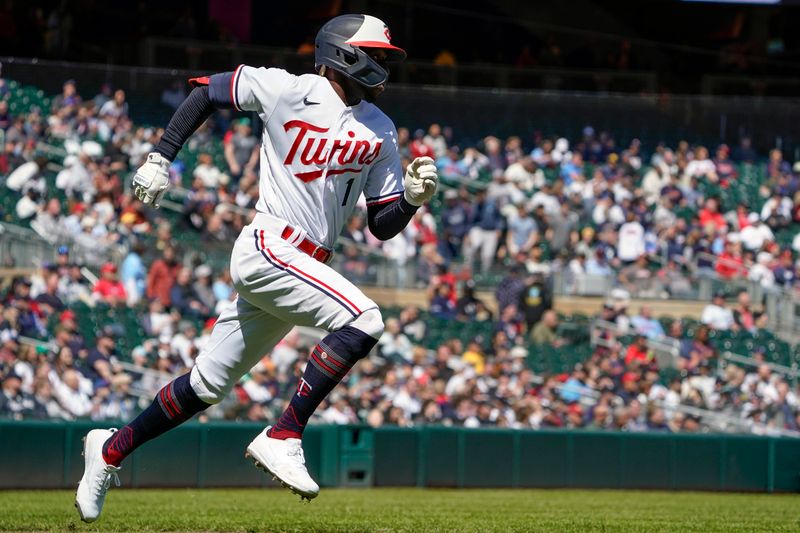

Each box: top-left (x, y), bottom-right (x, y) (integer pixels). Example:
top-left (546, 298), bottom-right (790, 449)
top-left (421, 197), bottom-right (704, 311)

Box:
top-left (283, 120), bottom-right (383, 183)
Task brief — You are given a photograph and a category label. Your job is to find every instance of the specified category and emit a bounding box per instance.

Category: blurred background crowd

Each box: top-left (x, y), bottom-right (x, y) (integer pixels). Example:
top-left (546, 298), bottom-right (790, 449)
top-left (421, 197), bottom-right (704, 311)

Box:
top-left (2, 71), bottom-right (800, 437)
top-left (4, 0), bottom-right (800, 95)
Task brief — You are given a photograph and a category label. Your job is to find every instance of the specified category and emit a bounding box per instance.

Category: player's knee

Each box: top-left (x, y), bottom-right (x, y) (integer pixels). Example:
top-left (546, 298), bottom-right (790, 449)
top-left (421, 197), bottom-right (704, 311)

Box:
top-left (322, 309), bottom-right (383, 364)
top-left (189, 365), bottom-right (228, 405)
top-left (348, 307), bottom-right (384, 339)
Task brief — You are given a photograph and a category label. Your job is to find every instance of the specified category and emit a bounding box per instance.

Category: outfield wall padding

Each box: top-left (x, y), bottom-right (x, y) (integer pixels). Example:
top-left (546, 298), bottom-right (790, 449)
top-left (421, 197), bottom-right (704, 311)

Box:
top-left (1, 421), bottom-right (798, 492)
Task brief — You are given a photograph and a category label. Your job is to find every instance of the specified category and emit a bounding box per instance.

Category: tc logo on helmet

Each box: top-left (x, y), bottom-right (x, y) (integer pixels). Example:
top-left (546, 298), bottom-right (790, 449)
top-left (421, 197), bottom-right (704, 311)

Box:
top-left (384, 25), bottom-right (391, 41)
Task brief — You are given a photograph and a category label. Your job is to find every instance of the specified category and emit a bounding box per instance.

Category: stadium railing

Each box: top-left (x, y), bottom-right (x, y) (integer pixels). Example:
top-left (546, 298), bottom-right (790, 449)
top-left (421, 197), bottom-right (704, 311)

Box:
top-left (552, 374), bottom-right (799, 438)
top-left (556, 251), bottom-right (800, 340)
top-left (590, 318), bottom-right (681, 365)
top-left (719, 350), bottom-right (800, 386)
top-left (0, 223), bottom-right (54, 269)
top-left (693, 251), bottom-right (800, 337)
top-left (590, 317), bottom-right (800, 387)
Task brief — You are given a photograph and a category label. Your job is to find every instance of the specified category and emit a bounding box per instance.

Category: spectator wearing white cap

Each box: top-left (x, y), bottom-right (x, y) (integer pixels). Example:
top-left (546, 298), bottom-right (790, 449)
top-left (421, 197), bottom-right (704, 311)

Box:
top-left (171, 321), bottom-right (199, 369)
top-left (749, 252), bottom-right (776, 289)
top-left (192, 264), bottom-right (216, 312)
top-left (739, 213), bottom-right (774, 251)
top-left (551, 137), bottom-right (569, 164)
top-left (641, 149), bottom-right (674, 205)
top-left (55, 152), bottom-right (93, 200)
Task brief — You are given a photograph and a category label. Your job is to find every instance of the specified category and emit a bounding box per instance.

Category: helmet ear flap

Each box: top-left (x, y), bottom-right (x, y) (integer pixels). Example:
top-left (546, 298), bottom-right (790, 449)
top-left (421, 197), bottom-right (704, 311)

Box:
top-left (316, 41), bottom-right (388, 88)
top-left (315, 14), bottom-right (401, 88)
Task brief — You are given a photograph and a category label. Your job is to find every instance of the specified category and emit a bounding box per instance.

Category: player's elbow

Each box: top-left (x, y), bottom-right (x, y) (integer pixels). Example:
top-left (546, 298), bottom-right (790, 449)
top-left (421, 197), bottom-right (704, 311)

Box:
top-left (369, 224), bottom-right (398, 241)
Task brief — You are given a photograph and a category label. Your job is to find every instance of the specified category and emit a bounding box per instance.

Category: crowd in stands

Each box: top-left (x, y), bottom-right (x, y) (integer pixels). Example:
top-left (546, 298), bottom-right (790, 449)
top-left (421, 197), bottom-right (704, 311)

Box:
top-left (1, 267), bottom-right (798, 435)
top-left (1, 75), bottom-right (800, 435)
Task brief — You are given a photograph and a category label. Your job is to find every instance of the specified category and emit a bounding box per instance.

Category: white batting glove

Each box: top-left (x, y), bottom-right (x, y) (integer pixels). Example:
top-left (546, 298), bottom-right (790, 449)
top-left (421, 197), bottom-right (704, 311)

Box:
top-left (403, 156), bottom-right (438, 207)
top-left (132, 152), bottom-right (171, 208)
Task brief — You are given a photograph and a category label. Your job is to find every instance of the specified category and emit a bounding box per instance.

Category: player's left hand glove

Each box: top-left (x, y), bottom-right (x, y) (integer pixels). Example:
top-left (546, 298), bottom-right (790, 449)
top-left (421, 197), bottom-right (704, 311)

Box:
top-left (132, 152), bottom-right (171, 208)
top-left (403, 156), bottom-right (438, 207)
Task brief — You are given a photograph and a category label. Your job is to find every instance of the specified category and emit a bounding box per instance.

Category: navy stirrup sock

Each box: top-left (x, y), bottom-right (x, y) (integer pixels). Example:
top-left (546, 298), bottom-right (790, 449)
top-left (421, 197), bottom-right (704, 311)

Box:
top-left (102, 372), bottom-right (209, 466)
top-left (269, 325), bottom-right (378, 440)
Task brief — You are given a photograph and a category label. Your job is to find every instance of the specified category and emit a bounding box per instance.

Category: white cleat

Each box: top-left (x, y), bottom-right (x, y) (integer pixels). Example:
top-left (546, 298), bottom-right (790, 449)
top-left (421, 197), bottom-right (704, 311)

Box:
top-left (75, 428), bottom-right (121, 522)
top-left (245, 427), bottom-right (320, 500)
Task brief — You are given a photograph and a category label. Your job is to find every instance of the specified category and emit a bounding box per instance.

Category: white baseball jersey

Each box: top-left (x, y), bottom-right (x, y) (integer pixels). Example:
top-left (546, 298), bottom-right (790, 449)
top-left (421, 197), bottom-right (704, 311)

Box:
top-left (187, 65), bottom-right (408, 400)
top-left (230, 66), bottom-right (404, 249)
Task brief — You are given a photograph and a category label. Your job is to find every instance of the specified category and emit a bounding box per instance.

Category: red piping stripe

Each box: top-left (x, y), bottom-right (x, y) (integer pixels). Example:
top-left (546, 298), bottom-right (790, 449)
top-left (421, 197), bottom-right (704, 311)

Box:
top-left (188, 76), bottom-right (210, 87)
top-left (345, 41), bottom-right (406, 53)
top-left (265, 248), bottom-right (362, 314)
top-left (313, 347), bottom-right (349, 370)
top-left (230, 65), bottom-right (242, 111)
top-left (160, 388), bottom-right (176, 418)
top-left (164, 383), bottom-right (181, 417)
top-left (366, 194), bottom-right (402, 206)
top-left (312, 352), bottom-right (344, 378)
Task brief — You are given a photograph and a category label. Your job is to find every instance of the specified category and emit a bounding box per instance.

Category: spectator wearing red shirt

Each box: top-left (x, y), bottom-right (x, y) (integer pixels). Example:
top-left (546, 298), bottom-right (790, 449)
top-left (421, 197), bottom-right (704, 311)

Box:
top-left (429, 264), bottom-right (457, 305)
top-left (624, 335), bottom-right (650, 367)
top-left (715, 241), bottom-right (746, 279)
top-left (93, 263), bottom-right (127, 304)
top-left (698, 197), bottom-right (727, 232)
top-left (146, 246), bottom-right (180, 307)
top-left (410, 209), bottom-right (438, 247)
top-left (734, 204), bottom-right (751, 231)
top-left (409, 129), bottom-right (434, 159)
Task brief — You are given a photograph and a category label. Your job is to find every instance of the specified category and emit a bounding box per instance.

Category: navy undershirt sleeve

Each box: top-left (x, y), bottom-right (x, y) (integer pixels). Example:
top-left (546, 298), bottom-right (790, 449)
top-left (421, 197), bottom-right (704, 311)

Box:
top-left (207, 72), bottom-right (236, 109)
top-left (154, 86), bottom-right (216, 162)
top-left (367, 197), bottom-right (419, 241)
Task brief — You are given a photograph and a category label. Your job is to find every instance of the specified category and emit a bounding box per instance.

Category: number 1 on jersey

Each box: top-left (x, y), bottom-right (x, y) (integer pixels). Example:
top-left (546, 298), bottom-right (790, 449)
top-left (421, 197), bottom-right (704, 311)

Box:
top-left (341, 178), bottom-right (355, 206)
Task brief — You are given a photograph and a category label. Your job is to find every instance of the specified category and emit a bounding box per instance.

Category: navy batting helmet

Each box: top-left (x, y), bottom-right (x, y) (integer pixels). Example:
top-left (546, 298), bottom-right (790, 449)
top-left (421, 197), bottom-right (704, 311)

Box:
top-left (315, 14), bottom-right (406, 88)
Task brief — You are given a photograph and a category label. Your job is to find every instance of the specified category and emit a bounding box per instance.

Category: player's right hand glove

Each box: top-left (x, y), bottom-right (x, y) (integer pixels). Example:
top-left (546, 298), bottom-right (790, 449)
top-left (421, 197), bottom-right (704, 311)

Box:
top-left (403, 156), bottom-right (438, 207)
top-left (132, 152), bottom-right (171, 208)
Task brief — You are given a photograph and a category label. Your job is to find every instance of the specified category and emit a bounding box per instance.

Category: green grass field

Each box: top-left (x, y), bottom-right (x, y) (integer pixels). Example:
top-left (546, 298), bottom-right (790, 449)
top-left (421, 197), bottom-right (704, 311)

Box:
top-left (1, 488), bottom-right (798, 532)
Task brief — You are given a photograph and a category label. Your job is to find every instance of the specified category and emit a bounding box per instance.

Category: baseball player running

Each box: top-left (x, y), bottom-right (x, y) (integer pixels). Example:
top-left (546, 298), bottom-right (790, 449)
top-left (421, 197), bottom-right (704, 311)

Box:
top-left (75, 13), bottom-right (437, 522)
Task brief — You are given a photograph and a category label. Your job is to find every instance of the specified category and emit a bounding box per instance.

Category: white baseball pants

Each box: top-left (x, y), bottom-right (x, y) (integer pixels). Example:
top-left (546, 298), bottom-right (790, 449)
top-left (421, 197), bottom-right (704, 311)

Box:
top-left (189, 213), bottom-right (380, 403)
